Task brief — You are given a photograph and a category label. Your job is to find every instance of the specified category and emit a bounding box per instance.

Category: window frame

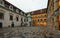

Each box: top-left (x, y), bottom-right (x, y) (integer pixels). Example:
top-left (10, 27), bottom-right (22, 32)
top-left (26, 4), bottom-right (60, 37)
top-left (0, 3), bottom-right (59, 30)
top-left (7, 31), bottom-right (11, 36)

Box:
top-left (16, 9), bottom-right (19, 13)
top-left (9, 5), bottom-right (13, 11)
top-left (16, 17), bottom-right (19, 21)
top-left (10, 15), bottom-right (13, 21)
top-left (0, 13), bottom-right (4, 19)
top-left (0, 0), bottom-right (4, 6)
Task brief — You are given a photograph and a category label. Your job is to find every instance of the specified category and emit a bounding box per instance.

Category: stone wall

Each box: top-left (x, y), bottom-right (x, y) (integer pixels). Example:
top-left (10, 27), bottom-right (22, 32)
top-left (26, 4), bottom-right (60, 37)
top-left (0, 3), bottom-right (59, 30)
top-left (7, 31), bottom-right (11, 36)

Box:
top-left (0, 7), bottom-right (26, 27)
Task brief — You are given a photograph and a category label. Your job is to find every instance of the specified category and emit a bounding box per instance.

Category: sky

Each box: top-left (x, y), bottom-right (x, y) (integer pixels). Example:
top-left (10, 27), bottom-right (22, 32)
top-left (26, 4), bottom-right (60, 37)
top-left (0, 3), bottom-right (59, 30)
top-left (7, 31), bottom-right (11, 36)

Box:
top-left (6, 0), bottom-right (48, 13)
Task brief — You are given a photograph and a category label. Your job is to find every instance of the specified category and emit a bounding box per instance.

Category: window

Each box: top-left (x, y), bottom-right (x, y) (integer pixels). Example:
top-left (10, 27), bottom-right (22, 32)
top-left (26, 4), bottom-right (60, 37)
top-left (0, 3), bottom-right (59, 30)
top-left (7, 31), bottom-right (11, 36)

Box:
top-left (44, 19), bottom-right (46, 21)
top-left (10, 15), bottom-right (13, 20)
top-left (16, 17), bottom-right (19, 21)
top-left (45, 15), bottom-right (47, 17)
top-left (54, 2), bottom-right (58, 11)
top-left (21, 18), bottom-right (23, 22)
top-left (55, 9), bottom-right (59, 15)
top-left (59, 24), bottom-right (60, 30)
top-left (24, 18), bottom-right (27, 22)
top-left (0, 13), bottom-right (4, 19)
top-left (9, 5), bottom-right (13, 10)
top-left (0, 0), bottom-right (4, 6)
top-left (38, 16), bottom-right (40, 18)
top-left (16, 9), bottom-right (19, 13)
top-left (57, 14), bottom-right (60, 30)
top-left (0, 1), bottom-right (3, 4)
top-left (38, 19), bottom-right (39, 22)
top-left (40, 19), bottom-right (42, 21)
top-left (20, 12), bottom-right (23, 15)
top-left (10, 7), bottom-right (12, 9)
top-left (27, 18), bottom-right (29, 22)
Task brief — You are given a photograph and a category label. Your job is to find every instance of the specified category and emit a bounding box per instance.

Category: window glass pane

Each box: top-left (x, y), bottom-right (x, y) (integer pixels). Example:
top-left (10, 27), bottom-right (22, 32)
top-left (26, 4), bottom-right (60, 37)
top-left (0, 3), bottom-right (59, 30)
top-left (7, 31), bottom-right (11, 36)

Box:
top-left (0, 1), bottom-right (4, 6)
top-left (9, 6), bottom-right (13, 10)
top-left (16, 9), bottom-right (19, 13)
top-left (10, 15), bottom-right (13, 20)
top-left (16, 17), bottom-right (19, 21)
top-left (0, 13), bottom-right (4, 19)
top-left (0, 1), bottom-right (2, 4)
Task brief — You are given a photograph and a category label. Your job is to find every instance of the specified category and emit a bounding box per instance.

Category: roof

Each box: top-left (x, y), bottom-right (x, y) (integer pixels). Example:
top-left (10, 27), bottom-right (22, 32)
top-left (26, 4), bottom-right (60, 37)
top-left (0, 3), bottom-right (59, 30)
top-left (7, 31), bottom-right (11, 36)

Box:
top-left (30, 8), bottom-right (47, 15)
top-left (4, 0), bottom-right (25, 13)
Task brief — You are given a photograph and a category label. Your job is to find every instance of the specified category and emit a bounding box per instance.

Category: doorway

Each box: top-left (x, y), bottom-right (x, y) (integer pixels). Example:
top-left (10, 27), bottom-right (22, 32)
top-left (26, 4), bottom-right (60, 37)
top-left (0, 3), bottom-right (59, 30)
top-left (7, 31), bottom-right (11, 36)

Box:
top-left (0, 22), bottom-right (2, 28)
top-left (11, 22), bottom-right (14, 27)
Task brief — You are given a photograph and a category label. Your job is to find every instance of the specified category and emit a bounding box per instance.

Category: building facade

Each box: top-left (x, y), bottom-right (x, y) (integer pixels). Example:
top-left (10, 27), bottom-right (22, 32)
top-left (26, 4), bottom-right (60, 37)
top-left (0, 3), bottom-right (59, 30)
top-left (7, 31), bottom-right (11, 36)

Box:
top-left (0, 0), bottom-right (27, 28)
top-left (30, 8), bottom-right (47, 26)
top-left (47, 0), bottom-right (60, 38)
top-left (47, 0), bottom-right (60, 31)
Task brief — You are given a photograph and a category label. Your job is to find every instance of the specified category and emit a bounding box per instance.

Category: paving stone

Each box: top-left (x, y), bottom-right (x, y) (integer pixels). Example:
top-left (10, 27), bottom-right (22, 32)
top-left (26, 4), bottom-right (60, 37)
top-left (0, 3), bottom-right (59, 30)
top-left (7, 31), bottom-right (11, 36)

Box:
top-left (0, 27), bottom-right (49, 38)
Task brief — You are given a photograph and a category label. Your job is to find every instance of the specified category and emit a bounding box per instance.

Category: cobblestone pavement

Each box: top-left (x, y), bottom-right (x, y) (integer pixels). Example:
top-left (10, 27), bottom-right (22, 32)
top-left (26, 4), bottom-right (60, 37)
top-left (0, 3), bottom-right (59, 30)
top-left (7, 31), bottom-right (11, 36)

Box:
top-left (0, 28), bottom-right (25, 38)
top-left (0, 27), bottom-right (60, 38)
top-left (0, 27), bottom-right (43, 38)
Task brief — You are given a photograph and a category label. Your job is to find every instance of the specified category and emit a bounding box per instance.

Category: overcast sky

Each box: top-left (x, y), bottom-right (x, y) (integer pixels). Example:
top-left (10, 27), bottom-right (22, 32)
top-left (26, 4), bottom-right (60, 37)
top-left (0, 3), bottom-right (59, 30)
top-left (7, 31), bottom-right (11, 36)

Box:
top-left (6, 0), bottom-right (48, 13)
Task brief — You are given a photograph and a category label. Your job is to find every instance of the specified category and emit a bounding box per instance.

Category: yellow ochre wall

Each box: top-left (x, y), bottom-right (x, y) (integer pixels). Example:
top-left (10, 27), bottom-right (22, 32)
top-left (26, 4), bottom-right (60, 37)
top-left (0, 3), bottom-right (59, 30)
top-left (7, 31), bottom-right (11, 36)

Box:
top-left (32, 13), bottom-right (47, 26)
top-left (58, 0), bottom-right (60, 6)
